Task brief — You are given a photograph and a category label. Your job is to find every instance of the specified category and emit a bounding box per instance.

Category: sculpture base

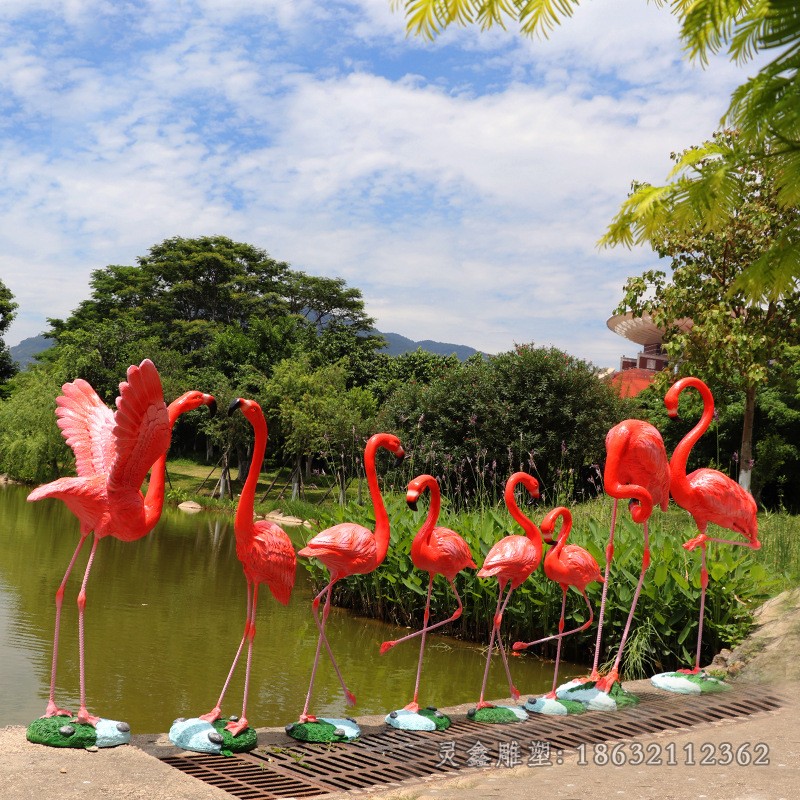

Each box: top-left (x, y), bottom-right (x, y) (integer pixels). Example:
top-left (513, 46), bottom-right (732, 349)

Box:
top-left (524, 695), bottom-right (585, 715)
top-left (651, 671), bottom-right (729, 694)
top-left (385, 707), bottom-right (451, 731)
top-left (466, 704), bottom-right (528, 724)
top-left (169, 717), bottom-right (257, 756)
top-left (556, 679), bottom-right (640, 711)
top-left (26, 715), bottom-right (131, 749)
top-left (285, 717), bottom-right (360, 743)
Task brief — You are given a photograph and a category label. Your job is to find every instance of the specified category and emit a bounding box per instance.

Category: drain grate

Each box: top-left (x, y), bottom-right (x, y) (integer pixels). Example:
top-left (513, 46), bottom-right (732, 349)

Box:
top-left (157, 688), bottom-right (783, 799)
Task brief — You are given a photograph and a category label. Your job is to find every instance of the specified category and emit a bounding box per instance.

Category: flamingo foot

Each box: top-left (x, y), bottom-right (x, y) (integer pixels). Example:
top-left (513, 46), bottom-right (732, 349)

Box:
top-left (595, 669), bottom-right (619, 693)
top-left (199, 707), bottom-right (222, 724)
top-left (684, 533), bottom-right (708, 551)
top-left (511, 641), bottom-right (528, 652)
top-left (402, 701), bottom-right (420, 713)
top-left (225, 717), bottom-right (250, 737)
top-left (75, 709), bottom-right (101, 727)
top-left (677, 666), bottom-right (701, 675)
top-left (509, 684), bottom-right (520, 702)
top-left (43, 701), bottom-right (72, 719)
top-left (379, 641), bottom-right (396, 655)
top-left (298, 714), bottom-right (318, 724)
top-left (475, 701), bottom-right (494, 711)
top-left (344, 690), bottom-right (357, 706)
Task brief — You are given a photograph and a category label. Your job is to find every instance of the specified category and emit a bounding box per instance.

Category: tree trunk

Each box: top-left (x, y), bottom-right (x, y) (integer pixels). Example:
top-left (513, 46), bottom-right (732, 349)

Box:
top-left (291, 454), bottom-right (302, 501)
top-left (237, 442), bottom-right (250, 485)
top-left (739, 384), bottom-right (756, 492)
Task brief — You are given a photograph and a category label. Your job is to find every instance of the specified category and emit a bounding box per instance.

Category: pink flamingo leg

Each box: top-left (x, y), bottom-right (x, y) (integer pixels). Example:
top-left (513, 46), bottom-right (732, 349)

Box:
top-left (590, 498), bottom-right (618, 678)
top-left (405, 578), bottom-right (434, 712)
top-left (683, 540), bottom-right (709, 674)
top-left (477, 584), bottom-right (516, 708)
top-left (300, 581), bottom-right (356, 722)
top-left (75, 535), bottom-right (101, 726)
top-left (201, 583), bottom-right (254, 724)
top-left (596, 521), bottom-right (651, 691)
top-left (226, 584), bottom-right (259, 736)
top-left (513, 589), bottom-right (595, 651)
top-left (44, 533), bottom-right (90, 718)
top-left (382, 578), bottom-right (464, 653)
top-left (547, 591), bottom-right (569, 697)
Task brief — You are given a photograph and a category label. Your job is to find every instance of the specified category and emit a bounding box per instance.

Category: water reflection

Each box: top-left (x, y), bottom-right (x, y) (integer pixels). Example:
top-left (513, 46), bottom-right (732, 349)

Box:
top-left (0, 483), bottom-right (576, 732)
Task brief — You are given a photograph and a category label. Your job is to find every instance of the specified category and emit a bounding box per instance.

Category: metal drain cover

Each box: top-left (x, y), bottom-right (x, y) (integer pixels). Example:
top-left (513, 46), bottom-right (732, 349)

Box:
top-left (155, 687), bottom-right (783, 799)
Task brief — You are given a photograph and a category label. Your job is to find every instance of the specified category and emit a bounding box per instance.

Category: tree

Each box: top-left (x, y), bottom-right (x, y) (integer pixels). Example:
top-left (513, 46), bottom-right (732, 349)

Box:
top-left (397, 0), bottom-right (800, 298)
top-left (616, 134), bottom-right (800, 492)
top-left (0, 279), bottom-right (18, 392)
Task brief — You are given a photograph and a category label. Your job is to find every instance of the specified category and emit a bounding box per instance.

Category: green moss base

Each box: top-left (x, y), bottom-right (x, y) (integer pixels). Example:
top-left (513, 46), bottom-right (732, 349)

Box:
top-left (419, 707), bottom-right (451, 730)
top-left (26, 716), bottom-right (97, 749)
top-left (285, 720), bottom-right (353, 743)
top-left (607, 680), bottom-right (641, 707)
top-left (214, 719), bottom-right (258, 757)
top-left (467, 706), bottom-right (524, 724)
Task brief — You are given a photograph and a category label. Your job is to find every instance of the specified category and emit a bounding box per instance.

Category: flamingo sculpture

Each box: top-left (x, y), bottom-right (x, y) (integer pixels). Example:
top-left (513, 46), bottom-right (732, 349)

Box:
top-left (513, 506), bottom-right (602, 715)
top-left (27, 360), bottom-right (215, 738)
top-left (193, 399), bottom-right (297, 741)
top-left (467, 472), bottom-right (543, 724)
top-left (287, 432), bottom-right (405, 742)
top-left (557, 420), bottom-right (670, 708)
top-left (380, 474), bottom-right (476, 730)
top-left (652, 376), bottom-right (759, 693)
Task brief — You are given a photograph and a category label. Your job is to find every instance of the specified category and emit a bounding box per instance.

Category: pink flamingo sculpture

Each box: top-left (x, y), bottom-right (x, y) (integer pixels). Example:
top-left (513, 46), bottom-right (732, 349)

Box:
top-left (513, 506), bottom-right (602, 714)
top-left (380, 474), bottom-right (476, 729)
top-left (287, 432), bottom-right (405, 742)
top-left (468, 472), bottom-right (543, 724)
top-left (198, 398), bottom-right (297, 737)
top-left (652, 376), bottom-right (759, 692)
top-left (28, 360), bottom-right (215, 728)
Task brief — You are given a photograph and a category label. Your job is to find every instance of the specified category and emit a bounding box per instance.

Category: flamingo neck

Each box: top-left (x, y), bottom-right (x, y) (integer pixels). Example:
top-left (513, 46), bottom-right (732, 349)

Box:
top-left (142, 401), bottom-right (182, 531)
top-left (504, 478), bottom-right (543, 559)
top-left (365, 436), bottom-right (391, 565)
top-left (670, 379), bottom-right (714, 495)
top-left (411, 476), bottom-right (440, 557)
top-left (236, 412), bottom-right (267, 537)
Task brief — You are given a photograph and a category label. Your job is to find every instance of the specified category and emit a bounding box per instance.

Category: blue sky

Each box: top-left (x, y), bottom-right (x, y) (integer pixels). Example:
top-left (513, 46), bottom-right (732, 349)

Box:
top-left (1, 0), bottom-right (757, 367)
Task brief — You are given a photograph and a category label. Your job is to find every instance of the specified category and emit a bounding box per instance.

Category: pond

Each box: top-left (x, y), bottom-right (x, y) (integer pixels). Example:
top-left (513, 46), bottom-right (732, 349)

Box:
top-left (0, 482), bottom-right (576, 733)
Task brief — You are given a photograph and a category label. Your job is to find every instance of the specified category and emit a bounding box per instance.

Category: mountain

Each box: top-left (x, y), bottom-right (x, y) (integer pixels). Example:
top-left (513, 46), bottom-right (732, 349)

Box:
top-left (8, 330), bottom-right (483, 368)
top-left (9, 335), bottom-right (52, 368)
top-left (377, 331), bottom-right (483, 360)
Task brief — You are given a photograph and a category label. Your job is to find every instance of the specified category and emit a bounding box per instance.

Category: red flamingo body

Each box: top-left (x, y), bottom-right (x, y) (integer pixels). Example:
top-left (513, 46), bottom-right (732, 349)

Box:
top-left (474, 472), bottom-right (543, 709)
top-left (28, 361), bottom-right (215, 724)
top-left (513, 507), bottom-right (602, 699)
top-left (380, 474), bottom-right (476, 712)
top-left (201, 398), bottom-right (296, 735)
top-left (665, 377), bottom-right (759, 673)
top-left (296, 433), bottom-right (405, 723)
top-left (592, 419), bottom-right (670, 691)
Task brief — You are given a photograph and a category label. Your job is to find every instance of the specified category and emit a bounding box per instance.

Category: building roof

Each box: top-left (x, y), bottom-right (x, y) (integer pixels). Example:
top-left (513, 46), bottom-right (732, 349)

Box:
top-left (607, 368), bottom-right (657, 398)
top-left (607, 312), bottom-right (693, 345)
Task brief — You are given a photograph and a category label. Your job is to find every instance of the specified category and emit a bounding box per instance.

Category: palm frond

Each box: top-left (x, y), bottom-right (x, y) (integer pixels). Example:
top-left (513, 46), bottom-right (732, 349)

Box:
top-left (517, 0), bottom-right (582, 38)
top-left (732, 223), bottom-right (800, 301)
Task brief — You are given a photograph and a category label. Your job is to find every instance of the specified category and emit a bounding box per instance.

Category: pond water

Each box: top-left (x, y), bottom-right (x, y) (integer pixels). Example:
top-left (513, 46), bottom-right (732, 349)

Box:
top-left (0, 483), bottom-right (576, 733)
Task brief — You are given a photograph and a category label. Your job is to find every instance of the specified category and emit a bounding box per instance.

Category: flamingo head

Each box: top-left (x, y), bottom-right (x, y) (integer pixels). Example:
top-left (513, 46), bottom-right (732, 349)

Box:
top-left (540, 506), bottom-right (571, 544)
top-left (168, 391), bottom-right (217, 424)
top-left (372, 433), bottom-right (405, 467)
top-left (228, 397), bottom-right (262, 422)
top-left (406, 474), bottom-right (435, 511)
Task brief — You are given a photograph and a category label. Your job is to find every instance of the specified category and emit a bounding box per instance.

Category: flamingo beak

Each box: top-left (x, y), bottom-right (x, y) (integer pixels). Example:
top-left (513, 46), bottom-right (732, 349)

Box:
top-left (393, 447), bottom-right (405, 468)
top-left (228, 398), bottom-right (243, 416)
top-left (206, 397), bottom-right (217, 418)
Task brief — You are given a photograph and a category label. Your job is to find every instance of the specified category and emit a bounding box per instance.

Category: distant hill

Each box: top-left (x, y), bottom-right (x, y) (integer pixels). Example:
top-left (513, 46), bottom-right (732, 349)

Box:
top-left (9, 335), bottom-right (51, 368)
top-left (9, 330), bottom-right (483, 368)
top-left (377, 331), bottom-right (482, 360)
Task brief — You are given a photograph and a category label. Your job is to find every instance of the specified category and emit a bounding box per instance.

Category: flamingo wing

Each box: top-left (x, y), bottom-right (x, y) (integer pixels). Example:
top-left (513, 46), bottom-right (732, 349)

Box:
top-left (27, 475), bottom-right (108, 535)
top-left (55, 379), bottom-right (116, 478)
top-left (428, 527), bottom-right (476, 577)
top-left (108, 360), bottom-right (171, 493)
top-left (548, 544), bottom-right (603, 592)
top-left (241, 520), bottom-right (297, 605)
top-left (688, 469), bottom-right (758, 541)
top-left (298, 522), bottom-right (376, 577)
top-left (478, 535), bottom-right (539, 583)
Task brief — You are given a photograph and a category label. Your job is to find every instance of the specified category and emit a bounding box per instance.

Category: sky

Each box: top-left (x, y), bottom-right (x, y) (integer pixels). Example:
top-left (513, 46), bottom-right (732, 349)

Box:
top-left (0, 0), bottom-right (758, 368)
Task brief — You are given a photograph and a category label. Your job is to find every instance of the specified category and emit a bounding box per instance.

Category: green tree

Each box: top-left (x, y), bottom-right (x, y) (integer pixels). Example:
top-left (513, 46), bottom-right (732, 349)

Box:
top-left (0, 279), bottom-right (18, 392)
top-left (616, 135), bottom-right (800, 492)
top-left (398, 0), bottom-right (800, 298)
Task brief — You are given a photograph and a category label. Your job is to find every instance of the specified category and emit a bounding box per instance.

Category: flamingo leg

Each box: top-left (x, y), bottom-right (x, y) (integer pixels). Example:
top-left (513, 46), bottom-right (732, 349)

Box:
top-left (404, 576), bottom-right (434, 712)
top-left (477, 583), bottom-right (516, 708)
top-left (691, 540), bottom-right (709, 673)
top-left (201, 582), bottom-right (253, 724)
top-left (596, 520), bottom-right (651, 691)
top-left (513, 588), bottom-right (595, 651)
top-left (591, 498), bottom-right (618, 678)
top-left (75, 535), bottom-right (101, 726)
top-left (300, 579), bottom-right (355, 722)
top-left (381, 576), bottom-right (464, 653)
top-left (494, 588), bottom-right (520, 703)
top-left (44, 533), bottom-right (90, 719)
top-left (546, 590), bottom-right (569, 697)
top-left (226, 584), bottom-right (259, 736)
